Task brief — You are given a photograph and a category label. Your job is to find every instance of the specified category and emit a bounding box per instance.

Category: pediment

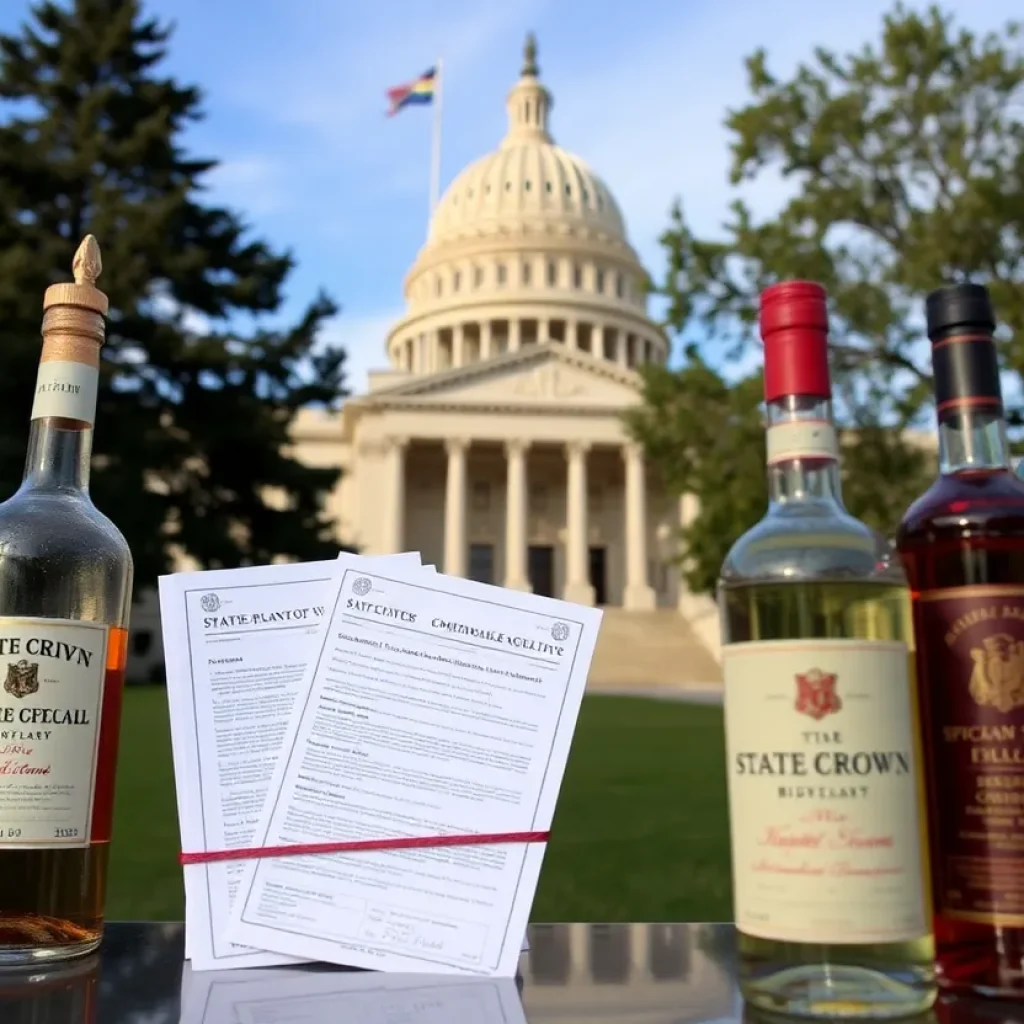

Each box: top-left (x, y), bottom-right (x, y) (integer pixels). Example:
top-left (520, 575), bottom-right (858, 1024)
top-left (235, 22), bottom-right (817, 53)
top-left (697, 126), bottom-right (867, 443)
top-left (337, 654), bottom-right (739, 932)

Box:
top-left (364, 348), bottom-right (641, 411)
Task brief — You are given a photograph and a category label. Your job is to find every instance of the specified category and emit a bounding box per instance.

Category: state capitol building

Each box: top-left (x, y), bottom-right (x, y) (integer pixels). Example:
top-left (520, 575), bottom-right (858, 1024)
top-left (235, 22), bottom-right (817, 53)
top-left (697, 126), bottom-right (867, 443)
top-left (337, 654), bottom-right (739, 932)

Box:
top-left (129, 38), bottom-right (720, 686)
top-left (294, 37), bottom-right (688, 613)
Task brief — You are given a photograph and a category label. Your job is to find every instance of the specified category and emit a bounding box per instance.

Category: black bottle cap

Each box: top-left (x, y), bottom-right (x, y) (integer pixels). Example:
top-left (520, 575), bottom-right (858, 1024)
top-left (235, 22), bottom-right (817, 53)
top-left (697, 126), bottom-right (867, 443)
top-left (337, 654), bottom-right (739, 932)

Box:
top-left (926, 283), bottom-right (995, 340)
top-left (924, 283), bottom-right (1002, 415)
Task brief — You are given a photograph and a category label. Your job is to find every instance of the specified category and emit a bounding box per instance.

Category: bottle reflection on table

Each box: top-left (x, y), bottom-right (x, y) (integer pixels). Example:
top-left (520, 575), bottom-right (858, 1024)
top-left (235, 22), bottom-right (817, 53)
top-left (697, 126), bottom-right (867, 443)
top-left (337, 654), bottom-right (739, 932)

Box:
top-left (742, 1003), bottom-right (938, 1024)
top-left (935, 993), bottom-right (1024, 1024)
top-left (0, 953), bottom-right (99, 1023)
top-left (742, 993), bottom-right (1024, 1024)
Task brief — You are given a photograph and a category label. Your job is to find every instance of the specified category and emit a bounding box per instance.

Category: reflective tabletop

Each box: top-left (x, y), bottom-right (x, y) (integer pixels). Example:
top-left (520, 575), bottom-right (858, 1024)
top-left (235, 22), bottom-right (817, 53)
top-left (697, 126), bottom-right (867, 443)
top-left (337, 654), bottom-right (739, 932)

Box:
top-left (0, 922), bottom-right (1020, 1022)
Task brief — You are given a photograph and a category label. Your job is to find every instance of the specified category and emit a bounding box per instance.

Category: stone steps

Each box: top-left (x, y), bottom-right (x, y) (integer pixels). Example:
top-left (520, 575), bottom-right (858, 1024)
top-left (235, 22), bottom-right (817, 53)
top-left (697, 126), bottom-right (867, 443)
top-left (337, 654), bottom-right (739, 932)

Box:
top-left (588, 608), bottom-right (722, 690)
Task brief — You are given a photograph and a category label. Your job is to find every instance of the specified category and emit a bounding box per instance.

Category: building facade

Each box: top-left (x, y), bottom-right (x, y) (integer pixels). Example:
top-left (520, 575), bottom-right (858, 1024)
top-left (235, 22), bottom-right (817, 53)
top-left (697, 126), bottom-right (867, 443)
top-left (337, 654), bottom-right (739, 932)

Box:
top-left (291, 36), bottom-right (687, 612)
top-left (126, 36), bottom-right (703, 684)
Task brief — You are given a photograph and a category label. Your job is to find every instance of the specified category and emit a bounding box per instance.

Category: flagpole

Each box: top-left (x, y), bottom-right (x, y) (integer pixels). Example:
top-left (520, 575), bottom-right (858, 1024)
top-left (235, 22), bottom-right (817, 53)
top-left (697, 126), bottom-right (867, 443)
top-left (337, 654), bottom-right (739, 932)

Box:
top-left (428, 57), bottom-right (444, 225)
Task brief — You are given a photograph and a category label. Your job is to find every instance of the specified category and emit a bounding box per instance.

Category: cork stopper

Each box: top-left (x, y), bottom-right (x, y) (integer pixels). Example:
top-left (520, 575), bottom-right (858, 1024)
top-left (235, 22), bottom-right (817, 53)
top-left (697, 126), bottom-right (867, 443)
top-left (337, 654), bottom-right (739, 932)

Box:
top-left (43, 236), bottom-right (109, 316)
top-left (40, 235), bottom-right (108, 349)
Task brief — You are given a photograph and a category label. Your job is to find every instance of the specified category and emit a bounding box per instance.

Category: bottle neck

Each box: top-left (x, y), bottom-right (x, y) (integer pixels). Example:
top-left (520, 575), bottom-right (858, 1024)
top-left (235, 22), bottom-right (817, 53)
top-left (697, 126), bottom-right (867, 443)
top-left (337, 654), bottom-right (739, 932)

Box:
top-left (937, 407), bottom-right (1011, 475)
top-left (20, 419), bottom-right (93, 493)
top-left (765, 395), bottom-right (845, 509)
top-left (19, 327), bottom-right (102, 496)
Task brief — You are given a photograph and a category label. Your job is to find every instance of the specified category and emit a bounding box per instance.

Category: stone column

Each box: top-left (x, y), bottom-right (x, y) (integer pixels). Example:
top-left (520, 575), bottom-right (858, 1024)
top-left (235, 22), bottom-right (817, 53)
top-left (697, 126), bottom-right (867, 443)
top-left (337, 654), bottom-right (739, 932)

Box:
top-left (427, 329), bottom-right (439, 373)
top-left (481, 320), bottom-right (493, 360)
top-left (616, 331), bottom-right (628, 368)
top-left (566, 319), bottom-right (578, 351)
top-left (504, 439), bottom-right (531, 591)
top-left (443, 438), bottom-right (469, 577)
top-left (623, 442), bottom-right (656, 609)
top-left (563, 441), bottom-right (595, 605)
top-left (452, 324), bottom-right (465, 368)
top-left (383, 436), bottom-right (408, 554)
top-left (509, 318), bottom-right (521, 353)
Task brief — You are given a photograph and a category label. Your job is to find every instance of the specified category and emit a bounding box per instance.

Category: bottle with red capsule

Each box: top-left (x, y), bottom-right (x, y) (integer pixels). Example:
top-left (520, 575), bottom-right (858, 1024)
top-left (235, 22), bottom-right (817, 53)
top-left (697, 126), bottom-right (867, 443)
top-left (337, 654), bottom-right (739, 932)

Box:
top-left (720, 281), bottom-right (936, 1018)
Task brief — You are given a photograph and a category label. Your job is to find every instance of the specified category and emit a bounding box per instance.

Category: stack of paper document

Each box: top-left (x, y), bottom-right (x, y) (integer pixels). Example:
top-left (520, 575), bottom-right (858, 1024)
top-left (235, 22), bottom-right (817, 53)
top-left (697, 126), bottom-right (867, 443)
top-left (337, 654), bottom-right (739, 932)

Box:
top-left (159, 550), bottom-right (603, 977)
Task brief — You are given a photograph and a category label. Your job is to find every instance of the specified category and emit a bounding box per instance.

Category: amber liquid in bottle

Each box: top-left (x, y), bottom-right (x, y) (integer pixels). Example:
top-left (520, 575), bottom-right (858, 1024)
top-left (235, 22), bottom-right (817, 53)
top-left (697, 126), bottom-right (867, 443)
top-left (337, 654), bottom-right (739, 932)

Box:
top-left (0, 238), bottom-right (133, 963)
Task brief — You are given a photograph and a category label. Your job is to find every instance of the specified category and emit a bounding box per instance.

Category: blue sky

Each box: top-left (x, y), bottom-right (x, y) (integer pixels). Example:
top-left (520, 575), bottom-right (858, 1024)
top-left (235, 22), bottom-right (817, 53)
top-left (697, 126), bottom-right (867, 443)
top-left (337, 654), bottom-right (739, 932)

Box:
top-left (0, 0), bottom-right (1019, 394)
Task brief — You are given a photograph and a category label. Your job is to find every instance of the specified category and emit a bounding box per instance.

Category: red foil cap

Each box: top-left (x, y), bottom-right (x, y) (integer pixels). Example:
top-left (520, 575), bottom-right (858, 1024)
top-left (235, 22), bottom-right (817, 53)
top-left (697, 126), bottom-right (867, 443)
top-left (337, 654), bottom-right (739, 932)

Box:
top-left (760, 280), bottom-right (831, 402)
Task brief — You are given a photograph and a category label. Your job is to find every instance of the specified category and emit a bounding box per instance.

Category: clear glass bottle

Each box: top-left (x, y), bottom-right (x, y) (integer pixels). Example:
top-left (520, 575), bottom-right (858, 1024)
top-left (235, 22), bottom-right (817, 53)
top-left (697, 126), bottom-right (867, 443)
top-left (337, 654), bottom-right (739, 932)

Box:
top-left (719, 281), bottom-right (936, 1017)
top-left (0, 236), bottom-right (133, 963)
top-left (897, 283), bottom-right (1024, 998)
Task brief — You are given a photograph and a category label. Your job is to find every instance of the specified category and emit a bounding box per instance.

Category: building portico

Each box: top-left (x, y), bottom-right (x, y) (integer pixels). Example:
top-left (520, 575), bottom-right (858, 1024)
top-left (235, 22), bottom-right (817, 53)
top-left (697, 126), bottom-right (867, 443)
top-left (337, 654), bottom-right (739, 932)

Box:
top-left (374, 429), bottom-right (657, 609)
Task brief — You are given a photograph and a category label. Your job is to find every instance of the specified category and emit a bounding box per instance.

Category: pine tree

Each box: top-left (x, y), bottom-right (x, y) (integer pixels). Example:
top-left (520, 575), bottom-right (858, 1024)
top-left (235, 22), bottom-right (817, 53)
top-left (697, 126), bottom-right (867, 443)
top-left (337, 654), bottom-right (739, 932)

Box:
top-left (0, 0), bottom-right (348, 585)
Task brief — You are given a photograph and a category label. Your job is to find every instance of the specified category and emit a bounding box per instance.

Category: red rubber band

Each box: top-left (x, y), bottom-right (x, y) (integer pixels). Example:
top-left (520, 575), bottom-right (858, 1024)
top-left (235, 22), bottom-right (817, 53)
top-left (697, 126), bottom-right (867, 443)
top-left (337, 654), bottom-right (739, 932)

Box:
top-left (179, 830), bottom-right (551, 867)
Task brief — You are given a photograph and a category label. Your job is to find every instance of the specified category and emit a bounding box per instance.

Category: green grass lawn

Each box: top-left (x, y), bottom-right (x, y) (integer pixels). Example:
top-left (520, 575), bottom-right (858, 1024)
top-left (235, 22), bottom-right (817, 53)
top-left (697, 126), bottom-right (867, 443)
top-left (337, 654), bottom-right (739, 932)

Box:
top-left (106, 688), bottom-right (733, 922)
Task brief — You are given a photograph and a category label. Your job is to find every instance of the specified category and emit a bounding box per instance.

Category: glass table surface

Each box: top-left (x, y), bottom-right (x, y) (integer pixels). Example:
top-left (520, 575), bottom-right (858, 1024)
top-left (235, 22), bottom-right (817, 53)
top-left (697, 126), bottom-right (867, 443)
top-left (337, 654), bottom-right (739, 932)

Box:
top-left (0, 922), bottom-right (1019, 1022)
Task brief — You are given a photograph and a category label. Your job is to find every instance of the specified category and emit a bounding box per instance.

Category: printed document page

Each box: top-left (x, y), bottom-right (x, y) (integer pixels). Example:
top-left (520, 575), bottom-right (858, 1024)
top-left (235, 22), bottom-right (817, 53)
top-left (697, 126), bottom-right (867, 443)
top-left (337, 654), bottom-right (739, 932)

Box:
top-left (179, 960), bottom-right (527, 1024)
top-left (160, 552), bottom-right (420, 972)
top-left (227, 564), bottom-right (601, 975)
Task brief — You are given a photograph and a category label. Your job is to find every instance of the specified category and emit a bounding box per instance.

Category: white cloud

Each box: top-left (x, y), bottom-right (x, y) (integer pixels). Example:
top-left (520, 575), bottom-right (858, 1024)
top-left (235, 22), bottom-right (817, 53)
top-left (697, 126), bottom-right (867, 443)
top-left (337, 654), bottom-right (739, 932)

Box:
top-left (318, 308), bottom-right (404, 397)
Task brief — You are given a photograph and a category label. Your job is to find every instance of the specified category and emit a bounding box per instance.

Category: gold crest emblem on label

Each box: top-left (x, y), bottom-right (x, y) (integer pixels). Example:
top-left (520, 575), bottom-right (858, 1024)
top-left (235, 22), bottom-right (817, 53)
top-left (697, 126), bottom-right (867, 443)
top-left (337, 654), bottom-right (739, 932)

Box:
top-left (969, 634), bottom-right (1024, 712)
top-left (4, 659), bottom-right (39, 699)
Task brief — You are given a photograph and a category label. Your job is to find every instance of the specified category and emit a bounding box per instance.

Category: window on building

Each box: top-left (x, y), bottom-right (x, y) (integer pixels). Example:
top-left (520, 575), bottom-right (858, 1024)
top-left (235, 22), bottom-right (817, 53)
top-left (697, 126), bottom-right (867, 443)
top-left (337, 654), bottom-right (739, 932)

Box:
top-left (468, 544), bottom-right (494, 585)
top-left (595, 268), bottom-right (605, 293)
top-left (572, 263), bottom-right (582, 289)
top-left (547, 261), bottom-right (557, 286)
top-left (522, 262), bottom-right (532, 285)
top-left (496, 263), bottom-right (507, 286)
top-left (435, 278), bottom-right (443, 297)
top-left (473, 265), bottom-right (483, 288)
top-left (453, 270), bottom-right (461, 291)
top-left (615, 272), bottom-right (624, 298)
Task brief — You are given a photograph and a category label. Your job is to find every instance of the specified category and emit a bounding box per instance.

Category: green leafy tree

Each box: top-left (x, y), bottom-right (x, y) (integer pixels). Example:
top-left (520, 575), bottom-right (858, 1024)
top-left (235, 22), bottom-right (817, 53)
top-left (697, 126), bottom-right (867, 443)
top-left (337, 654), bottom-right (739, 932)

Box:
top-left (633, 2), bottom-right (1024, 589)
top-left (628, 358), bottom-right (766, 595)
top-left (0, 0), bottom-right (348, 585)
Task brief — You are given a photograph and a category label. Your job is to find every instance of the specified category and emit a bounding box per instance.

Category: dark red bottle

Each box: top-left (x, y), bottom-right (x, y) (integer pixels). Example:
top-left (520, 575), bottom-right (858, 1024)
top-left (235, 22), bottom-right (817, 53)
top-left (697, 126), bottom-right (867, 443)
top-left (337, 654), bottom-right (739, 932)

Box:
top-left (897, 283), bottom-right (1024, 998)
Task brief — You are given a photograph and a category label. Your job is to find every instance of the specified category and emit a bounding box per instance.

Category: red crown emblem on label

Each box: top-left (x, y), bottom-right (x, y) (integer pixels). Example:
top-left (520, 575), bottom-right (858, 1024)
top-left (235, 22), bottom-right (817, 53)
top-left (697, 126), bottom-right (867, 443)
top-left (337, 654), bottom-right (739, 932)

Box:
top-left (795, 668), bottom-right (842, 720)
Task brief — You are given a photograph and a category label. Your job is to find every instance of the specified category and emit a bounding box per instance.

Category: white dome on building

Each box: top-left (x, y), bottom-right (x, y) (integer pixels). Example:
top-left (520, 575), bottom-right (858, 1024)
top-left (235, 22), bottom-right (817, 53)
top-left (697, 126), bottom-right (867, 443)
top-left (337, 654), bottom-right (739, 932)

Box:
top-left (382, 34), bottom-right (667, 380)
top-left (427, 142), bottom-right (627, 247)
top-left (427, 35), bottom-right (628, 247)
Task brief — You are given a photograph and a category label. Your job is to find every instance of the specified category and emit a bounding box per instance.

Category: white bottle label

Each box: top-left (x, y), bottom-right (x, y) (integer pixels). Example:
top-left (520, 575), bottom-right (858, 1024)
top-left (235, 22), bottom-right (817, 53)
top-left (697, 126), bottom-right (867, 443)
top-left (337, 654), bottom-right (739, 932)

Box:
top-left (723, 638), bottom-right (928, 944)
top-left (766, 420), bottom-right (839, 465)
top-left (0, 618), bottom-right (109, 848)
top-left (31, 360), bottom-right (99, 426)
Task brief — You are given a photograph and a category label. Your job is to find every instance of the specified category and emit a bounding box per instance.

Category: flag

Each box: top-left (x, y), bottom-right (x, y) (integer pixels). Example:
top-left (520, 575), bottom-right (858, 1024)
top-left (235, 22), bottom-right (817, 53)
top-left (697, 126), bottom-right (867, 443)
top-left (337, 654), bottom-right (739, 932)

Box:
top-left (386, 67), bottom-right (437, 117)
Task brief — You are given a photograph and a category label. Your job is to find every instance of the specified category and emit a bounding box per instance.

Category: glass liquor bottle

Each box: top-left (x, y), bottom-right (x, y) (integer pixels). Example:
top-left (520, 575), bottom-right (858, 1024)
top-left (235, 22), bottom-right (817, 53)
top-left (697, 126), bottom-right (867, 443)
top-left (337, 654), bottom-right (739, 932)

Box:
top-left (0, 236), bottom-right (133, 963)
top-left (896, 283), bottom-right (1024, 998)
top-left (719, 281), bottom-right (936, 1018)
